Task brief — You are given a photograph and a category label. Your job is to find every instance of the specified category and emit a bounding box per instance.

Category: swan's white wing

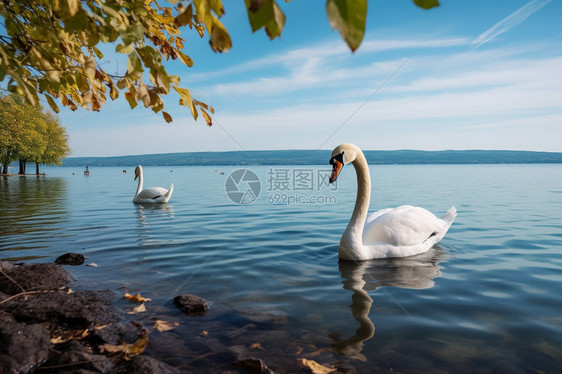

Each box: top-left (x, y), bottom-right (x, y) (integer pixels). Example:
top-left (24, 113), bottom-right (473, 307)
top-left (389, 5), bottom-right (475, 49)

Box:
top-left (136, 186), bottom-right (169, 200)
top-left (363, 205), bottom-right (446, 247)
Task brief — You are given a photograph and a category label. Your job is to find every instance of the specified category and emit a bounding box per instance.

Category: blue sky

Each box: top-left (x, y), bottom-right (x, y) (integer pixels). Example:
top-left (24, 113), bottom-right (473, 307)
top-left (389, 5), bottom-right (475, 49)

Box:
top-left (58, 0), bottom-right (562, 157)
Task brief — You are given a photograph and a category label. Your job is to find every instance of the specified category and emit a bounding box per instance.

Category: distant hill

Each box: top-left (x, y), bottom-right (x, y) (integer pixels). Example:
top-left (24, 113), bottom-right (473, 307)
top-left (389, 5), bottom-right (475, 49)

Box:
top-left (60, 150), bottom-right (562, 167)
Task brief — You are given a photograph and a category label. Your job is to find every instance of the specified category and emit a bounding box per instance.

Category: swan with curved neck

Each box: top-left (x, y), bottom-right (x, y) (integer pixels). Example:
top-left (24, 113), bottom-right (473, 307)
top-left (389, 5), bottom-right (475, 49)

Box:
top-left (329, 144), bottom-right (456, 260)
top-left (133, 165), bottom-right (174, 204)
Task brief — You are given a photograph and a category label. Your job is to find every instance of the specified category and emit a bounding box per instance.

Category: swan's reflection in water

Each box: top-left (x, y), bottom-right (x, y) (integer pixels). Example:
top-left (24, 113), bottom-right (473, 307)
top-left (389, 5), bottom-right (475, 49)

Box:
top-left (136, 203), bottom-right (174, 225)
top-left (335, 248), bottom-right (444, 360)
top-left (134, 204), bottom-right (175, 244)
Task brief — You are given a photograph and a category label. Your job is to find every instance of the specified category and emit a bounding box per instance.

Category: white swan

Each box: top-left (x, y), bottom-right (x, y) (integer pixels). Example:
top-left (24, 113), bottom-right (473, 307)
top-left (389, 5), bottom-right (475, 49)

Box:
top-left (329, 144), bottom-right (457, 260)
top-left (133, 165), bottom-right (174, 204)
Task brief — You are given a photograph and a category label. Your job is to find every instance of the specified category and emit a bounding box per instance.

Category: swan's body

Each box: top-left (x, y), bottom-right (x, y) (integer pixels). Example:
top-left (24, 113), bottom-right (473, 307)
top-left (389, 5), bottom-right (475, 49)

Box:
top-left (133, 165), bottom-right (174, 204)
top-left (329, 144), bottom-right (456, 260)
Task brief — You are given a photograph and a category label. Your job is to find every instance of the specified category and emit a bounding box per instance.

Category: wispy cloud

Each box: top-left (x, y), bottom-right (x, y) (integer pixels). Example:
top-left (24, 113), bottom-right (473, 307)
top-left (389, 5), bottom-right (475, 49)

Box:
top-left (471, 0), bottom-right (552, 49)
top-left (187, 36), bottom-right (468, 85)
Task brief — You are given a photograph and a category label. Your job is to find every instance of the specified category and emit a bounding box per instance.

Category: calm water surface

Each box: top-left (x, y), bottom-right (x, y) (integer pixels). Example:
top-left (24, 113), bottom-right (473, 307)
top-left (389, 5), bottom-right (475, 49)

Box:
top-left (1, 164), bottom-right (561, 373)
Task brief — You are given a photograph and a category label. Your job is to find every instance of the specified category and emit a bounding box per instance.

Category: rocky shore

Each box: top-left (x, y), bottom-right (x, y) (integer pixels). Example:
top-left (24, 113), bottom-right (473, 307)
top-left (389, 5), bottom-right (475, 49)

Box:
top-left (1, 255), bottom-right (355, 374)
top-left (0, 256), bottom-right (198, 374)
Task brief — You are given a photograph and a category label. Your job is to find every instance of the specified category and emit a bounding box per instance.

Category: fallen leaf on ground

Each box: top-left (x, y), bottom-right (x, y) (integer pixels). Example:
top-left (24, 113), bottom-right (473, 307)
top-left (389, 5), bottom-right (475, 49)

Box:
top-left (100, 328), bottom-right (148, 357)
top-left (250, 342), bottom-right (265, 351)
top-left (198, 330), bottom-right (208, 337)
top-left (50, 329), bottom-right (90, 344)
top-left (297, 358), bottom-right (336, 374)
top-left (127, 302), bottom-right (146, 314)
top-left (153, 320), bottom-right (179, 332)
top-left (124, 292), bottom-right (151, 303)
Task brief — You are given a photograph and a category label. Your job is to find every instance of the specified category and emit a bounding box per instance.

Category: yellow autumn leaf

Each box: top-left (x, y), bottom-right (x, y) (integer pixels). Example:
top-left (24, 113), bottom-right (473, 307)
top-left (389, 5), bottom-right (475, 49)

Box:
top-left (198, 330), bottom-right (208, 337)
top-left (100, 329), bottom-right (148, 357)
top-left (200, 107), bottom-right (212, 127)
top-left (153, 320), bottom-right (179, 332)
top-left (124, 292), bottom-right (152, 303)
top-left (250, 342), bottom-right (265, 351)
top-left (297, 358), bottom-right (336, 374)
top-left (50, 329), bottom-right (90, 344)
top-left (127, 302), bottom-right (147, 314)
top-left (162, 111), bottom-right (173, 123)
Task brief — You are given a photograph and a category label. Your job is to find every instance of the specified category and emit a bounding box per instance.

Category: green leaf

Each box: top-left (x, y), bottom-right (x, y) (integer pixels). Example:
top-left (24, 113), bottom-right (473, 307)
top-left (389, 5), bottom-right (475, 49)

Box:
top-left (175, 3), bottom-right (193, 27)
top-left (45, 95), bottom-right (60, 113)
top-left (126, 52), bottom-right (143, 79)
top-left (412, 0), bottom-right (440, 10)
top-left (57, 0), bottom-right (81, 20)
top-left (326, 0), bottom-right (367, 52)
top-left (64, 10), bottom-right (90, 33)
top-left (244, 0), bottom-right (285, 39)
top-left (265, 2), bottom-right (285, 39)
top-left (116, 44), bottom-right (134, 54)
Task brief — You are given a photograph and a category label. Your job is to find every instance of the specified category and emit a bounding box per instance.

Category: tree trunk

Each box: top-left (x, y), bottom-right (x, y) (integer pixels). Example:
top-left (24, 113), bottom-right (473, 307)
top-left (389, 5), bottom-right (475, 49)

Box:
top-left (18, 160), bottom-right (26, 175)
top-left (2, 162), bottom-right (7, 175)
top-left (36, 162), bottom-right (40, 175)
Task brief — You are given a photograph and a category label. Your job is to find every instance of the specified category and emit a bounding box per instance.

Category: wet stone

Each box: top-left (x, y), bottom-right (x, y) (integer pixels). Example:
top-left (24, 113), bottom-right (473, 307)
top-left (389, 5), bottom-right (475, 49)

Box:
top-left (233, 357), bottom-right (274, 374)
top-left (55, 252), bottom-right (86, 266)
top-left (0, 261), bottom-right (73, 294)
top-left (173, 294), bottom-right (209, 315)
top-left (0, 313), bottom-right (51, 374)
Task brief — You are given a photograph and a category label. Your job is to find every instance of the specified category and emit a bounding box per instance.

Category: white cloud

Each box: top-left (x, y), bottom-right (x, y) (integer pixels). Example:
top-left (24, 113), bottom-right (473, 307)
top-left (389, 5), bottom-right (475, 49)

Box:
top-left (471, 0), bottom-right (552, 49)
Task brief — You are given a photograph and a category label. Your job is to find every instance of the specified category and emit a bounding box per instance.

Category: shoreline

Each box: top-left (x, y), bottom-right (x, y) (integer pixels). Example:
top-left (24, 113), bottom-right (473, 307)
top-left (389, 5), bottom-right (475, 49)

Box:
top-left (0, 255), bottom-right (310, 374)
top-left (0, 258), bottom-right (182, 373)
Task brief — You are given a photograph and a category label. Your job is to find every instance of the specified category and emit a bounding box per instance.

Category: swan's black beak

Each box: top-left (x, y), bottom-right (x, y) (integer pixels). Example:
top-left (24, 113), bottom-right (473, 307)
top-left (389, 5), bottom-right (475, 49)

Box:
top-left (329, 153), bottom-right (344, 183)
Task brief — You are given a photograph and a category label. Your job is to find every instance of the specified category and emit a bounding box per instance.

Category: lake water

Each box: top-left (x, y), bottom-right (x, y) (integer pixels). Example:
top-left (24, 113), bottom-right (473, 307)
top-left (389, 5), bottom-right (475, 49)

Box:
top-left (1, 164), bottom-right (561, 373)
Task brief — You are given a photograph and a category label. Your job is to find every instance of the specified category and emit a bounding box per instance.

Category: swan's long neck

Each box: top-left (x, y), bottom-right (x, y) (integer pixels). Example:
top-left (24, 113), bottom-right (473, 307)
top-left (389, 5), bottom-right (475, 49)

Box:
top-left (340, 151), bottom-right (371, 259)
top-left (135, 170), bottom-right (143, 197)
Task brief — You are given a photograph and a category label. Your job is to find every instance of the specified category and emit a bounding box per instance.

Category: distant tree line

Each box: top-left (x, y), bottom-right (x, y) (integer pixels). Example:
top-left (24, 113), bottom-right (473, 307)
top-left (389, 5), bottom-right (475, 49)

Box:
top-left (0, 94), bottom-right (71, 175)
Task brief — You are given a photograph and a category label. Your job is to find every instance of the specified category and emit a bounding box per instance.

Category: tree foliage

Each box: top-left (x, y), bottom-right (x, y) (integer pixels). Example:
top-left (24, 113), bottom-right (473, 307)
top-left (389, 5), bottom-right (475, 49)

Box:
top-left (0, 0), bottom-right (439, 125)
top-left (0, 94), bottom-right (70, 174)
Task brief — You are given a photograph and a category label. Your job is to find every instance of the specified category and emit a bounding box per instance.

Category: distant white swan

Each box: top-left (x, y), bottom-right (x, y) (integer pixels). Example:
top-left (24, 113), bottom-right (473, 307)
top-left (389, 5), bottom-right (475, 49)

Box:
top-left (329, 143), bottom-right (456, 260)
top-left (133, 165), bottom-right (174, 204)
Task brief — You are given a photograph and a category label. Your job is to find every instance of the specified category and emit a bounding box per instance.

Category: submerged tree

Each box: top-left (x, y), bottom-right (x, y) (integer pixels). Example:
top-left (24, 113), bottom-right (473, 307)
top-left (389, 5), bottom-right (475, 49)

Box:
top-left (0, 0), bottom-right (438, 125)
top-left (0, 94), bottom-right (70, 174)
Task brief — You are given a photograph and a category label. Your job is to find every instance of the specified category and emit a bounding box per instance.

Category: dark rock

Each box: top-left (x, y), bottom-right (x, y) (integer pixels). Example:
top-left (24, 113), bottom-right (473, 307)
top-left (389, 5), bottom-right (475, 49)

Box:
top-left (173, 294), bottom-right (208, 315)
top-left (0, 260), bottom-right (184, 374)
top-left (55, 252), bottom-right (85, 266)
top-left (92, 321), bottom-right (146, 346)
top-left (234, 357), bottom-right (274, 374)
top-left (1, 289), bottom-right (119, 329)
top-left (115, 355), bottom-right (181, 374)
top-left (0, 261), bottom-right (73, 294)
top-left (0, 313), bottom-right (51, 374)
top-left (52, 346), bottom-right (115, 373)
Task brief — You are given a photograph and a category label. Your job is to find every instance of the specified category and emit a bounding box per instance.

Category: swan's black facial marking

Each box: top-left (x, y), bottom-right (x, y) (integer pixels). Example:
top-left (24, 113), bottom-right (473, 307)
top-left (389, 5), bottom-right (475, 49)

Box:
top-left (329, 151), bottom-right (345, 166)
top-left (329, 152), bottom-right (345, 184)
